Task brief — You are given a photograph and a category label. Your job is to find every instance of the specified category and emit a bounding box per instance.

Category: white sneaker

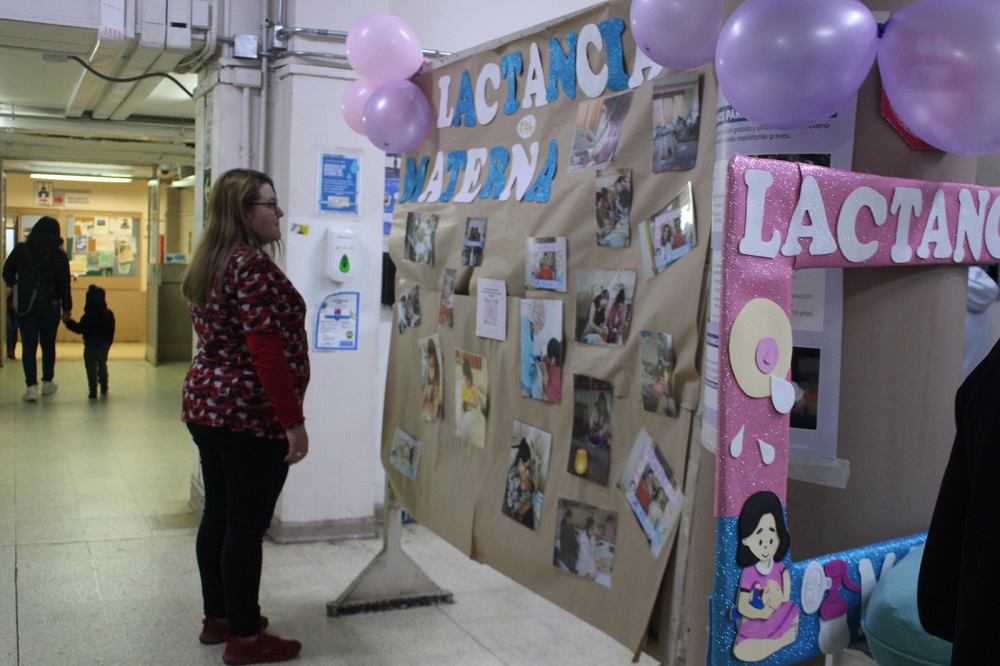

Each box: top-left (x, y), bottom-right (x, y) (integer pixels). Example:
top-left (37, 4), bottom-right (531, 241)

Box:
top-left (41, 381), bottom-right (58, 396)
top-left (23, 385), bottom-right (38, 402)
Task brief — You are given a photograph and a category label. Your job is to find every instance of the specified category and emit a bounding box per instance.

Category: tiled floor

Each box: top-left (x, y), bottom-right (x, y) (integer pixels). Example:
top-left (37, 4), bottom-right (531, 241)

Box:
top-left (1, 344), bottom-right (658, 665)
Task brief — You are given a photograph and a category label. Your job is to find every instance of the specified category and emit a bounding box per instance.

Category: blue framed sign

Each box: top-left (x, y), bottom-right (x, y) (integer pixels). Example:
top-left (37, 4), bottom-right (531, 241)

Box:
top-left (318, 152), bottom-right (360, 215)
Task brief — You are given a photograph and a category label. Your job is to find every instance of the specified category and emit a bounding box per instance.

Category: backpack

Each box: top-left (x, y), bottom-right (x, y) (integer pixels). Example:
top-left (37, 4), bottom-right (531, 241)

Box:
top-left (13, 249), bottom-right (53, 316)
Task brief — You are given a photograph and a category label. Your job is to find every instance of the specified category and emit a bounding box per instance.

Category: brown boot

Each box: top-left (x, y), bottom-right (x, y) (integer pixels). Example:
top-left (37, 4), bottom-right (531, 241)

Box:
top-left (199, 616), bottom-right (270, 645)
top-left (222, 631), bottom-right (301, 665)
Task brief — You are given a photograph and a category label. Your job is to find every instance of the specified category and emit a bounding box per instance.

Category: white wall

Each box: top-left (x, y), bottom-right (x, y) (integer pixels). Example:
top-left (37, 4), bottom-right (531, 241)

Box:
top-left (261, 0), bottom-right (392, 532)
top-left (390, 0), bottom-right (603, 54)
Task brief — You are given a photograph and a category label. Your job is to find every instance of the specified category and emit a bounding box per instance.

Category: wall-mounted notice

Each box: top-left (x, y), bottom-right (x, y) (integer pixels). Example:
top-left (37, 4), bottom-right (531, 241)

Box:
top-left (318, 152), bottom-right (361, 215)
top-left (315, 292), bottom-right (359, 351)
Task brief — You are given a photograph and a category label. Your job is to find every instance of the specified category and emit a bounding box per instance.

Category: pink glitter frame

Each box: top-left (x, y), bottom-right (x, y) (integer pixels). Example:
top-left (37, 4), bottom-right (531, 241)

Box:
top-left (717, 154), bottom-right (996, 517)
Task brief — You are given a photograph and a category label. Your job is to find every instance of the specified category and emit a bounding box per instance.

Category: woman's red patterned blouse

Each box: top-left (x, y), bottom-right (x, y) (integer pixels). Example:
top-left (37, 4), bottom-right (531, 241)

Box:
top-left (182, 245), bottom-right (310, 439)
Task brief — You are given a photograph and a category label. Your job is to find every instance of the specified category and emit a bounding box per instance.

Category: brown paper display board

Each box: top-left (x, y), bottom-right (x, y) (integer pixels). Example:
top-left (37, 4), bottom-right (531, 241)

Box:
top-left (382, 0), bottom-right (714, 652)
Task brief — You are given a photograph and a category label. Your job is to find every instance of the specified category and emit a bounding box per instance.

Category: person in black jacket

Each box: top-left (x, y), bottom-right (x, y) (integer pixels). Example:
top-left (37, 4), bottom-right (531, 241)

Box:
top-left (64, 285), bottom-right (115, 399)
top-left (2, 216), bottom-right (73, 402)
top-left (919, 336), bottom-right (1000, 662)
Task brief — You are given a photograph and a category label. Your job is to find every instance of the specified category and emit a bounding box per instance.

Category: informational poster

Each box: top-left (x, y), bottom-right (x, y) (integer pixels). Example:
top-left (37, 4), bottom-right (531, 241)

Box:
top-left (317, 152), bottom-right (360, 215)
top-left (315, 292), bottom-right (359, 351)
top-left (700, 90), bottom-right (852, 468)
top-left (475, 278), bottom-right (507, 341)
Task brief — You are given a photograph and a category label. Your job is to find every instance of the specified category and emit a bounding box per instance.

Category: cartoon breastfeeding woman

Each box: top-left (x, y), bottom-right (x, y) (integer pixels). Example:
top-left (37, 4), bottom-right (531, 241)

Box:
top-left (732, 491), bottom-right (800, 662)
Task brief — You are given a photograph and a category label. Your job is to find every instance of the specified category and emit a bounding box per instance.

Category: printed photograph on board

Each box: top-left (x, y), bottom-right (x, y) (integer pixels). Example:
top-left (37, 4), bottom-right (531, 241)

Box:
top-left (520, 298), bottom-right (564, 403)
top-left (569, 91), bottom-right (634, 172)
top-left (389, 427), bottom-right (421, 480)
top-left (403, 212), bottom-right (438, 264)
top-left (439, 268), bottom-right (456, 327)
top-left (461, 217), bottom-right (487, 266)
top-left (500, 420), bottom-right (553, 531)
top-left (652, 71), bottom-right (701, 172)
top-left (639, 330), bottom-right (678, 417)
top-left (553, 498), bottom-right (616, 588)
top-left (595, 168), bottom-right (632, 248)
top-left (567, 375), bottom-right (614, 486)
top-left (639, 182), bottom-right (696, 280)
top-left (454, 349), bottom-right (488, 448)
top-left (575, 269), bottom-right (636, 346)
top-left (617, 428), bottom-right (685, 558)
top-left (525, 236), bottom-right (568, 292)
top-left (419, 334), bottom-right (444, 422)
top-left (397, 285), bottom-right (421, 334)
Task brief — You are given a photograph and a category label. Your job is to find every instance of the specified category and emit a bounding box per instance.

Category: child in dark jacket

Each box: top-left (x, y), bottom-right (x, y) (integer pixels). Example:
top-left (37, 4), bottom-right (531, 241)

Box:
top-left (64, 285), bottom-right (116, 399)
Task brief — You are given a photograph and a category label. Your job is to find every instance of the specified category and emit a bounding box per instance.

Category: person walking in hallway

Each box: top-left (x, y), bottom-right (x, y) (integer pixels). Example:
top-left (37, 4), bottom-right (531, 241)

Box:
top-left (2, 215), bottom-right (73, 401)
top-left (64, 284), bottom-right (116, 399)
top-left (182, 169), bottom-right (309, 665)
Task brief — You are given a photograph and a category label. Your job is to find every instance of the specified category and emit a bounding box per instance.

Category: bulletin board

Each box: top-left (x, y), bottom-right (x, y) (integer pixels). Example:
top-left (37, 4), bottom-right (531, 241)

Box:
top-left (381, 0), bottom-right (713, 653)
top-left (67, 213), bottom-right (141, 277)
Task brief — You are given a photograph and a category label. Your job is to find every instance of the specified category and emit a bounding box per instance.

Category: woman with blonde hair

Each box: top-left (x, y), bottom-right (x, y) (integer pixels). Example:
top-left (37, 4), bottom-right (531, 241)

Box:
top-left (182, 168), bottom-right (308, 665)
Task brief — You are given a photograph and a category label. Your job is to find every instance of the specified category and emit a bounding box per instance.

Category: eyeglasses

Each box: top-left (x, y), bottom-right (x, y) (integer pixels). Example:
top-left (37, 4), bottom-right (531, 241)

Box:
top-left (253, 199), bottom-right (279, 212)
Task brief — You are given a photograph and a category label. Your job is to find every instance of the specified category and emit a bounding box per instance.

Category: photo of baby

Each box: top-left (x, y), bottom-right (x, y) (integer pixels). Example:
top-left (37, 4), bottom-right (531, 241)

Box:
top-left (454, 349), bottom-right (488, 448)
top-left (397, 285), bottom-right (421, 334)
top-left (389, 427), bottom-right (421, 480)
top-left (520, 299), bottom-right (563, 403)
top-left (639, 182), bottom-right (696, 280)
top-left (525, 237), bottom-right (568, 292)
top-left (617, 428), bottom-right (684, 558)
top-left (419, 334), bottom-right (444, 421)
top-left (462, 217), bottom-right (487, 266)
top-left (569, 92), bottom-right (634, 172)
top-left (500, 421), bottom-right (552, 531)
top-left (575, 269), bottom-right (636, 347)
top-left (595, 168), bottom-right (631, 248)
top-left (403, 212), bottom-right (438, 265)
top-left (567, 375), bottom-right (614, 486)
top-left (553, 498), bottom-right (616, 588)
top-left (639, 330), bottom-right (678, 417)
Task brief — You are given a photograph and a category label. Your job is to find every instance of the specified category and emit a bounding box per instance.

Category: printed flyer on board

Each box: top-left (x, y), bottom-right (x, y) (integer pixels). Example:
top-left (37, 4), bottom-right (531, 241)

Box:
top-left (701, 90), bottom-right (853, 468)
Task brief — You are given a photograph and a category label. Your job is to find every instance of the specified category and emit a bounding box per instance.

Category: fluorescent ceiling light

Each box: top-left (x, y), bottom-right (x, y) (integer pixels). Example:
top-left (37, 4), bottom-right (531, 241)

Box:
top-left (171, 174), bottom-right (196, 189)
top-left (30, 173), bottom-right (132, 184)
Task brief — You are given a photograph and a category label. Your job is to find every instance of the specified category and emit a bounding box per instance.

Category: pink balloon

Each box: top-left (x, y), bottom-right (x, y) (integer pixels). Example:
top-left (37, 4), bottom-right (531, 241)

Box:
top-left (346, 14), bottom-right (423, 85)
top-left (879, 0), bottom-right (1000, 155)
top-left (631, 0), bottom-right (723, 70)
top-left (363, 80), bottom-right (432, 154)
top-left (715, 0), bottom-right (877, 129)
top-left (341, 78), bottom-right (377, 136)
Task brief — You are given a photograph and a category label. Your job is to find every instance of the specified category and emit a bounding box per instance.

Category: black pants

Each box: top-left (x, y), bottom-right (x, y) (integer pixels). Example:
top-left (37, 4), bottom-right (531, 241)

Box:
top-left (18, 300), bottom-right (60, 386)
top-left (187, 423), bottom-right (289, 637)
top-left (83, 346), bottom-right (110, 392)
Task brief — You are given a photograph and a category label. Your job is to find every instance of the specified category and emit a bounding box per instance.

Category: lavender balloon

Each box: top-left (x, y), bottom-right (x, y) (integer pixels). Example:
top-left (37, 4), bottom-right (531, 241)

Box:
top-left (715, 0), bottom-right (878, 129)
top-left (631, 0), bottom-right (723, 70)
top-left (363, 80), bottom-right (432, 154)
top-left (341, 78), bottom-right (377, 136)
top-left (346, 13), bottom-right (423, 84)
top-left (879, 0), bottom-right (1000, 155)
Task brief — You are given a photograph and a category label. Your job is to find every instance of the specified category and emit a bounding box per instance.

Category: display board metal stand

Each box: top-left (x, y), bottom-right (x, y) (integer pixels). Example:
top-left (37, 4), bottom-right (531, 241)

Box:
top-left (327, 484), bottom-right (453, 616)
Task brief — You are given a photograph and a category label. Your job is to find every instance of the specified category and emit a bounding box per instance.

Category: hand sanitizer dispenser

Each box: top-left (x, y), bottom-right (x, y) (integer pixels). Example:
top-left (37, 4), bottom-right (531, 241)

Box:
top-left (326, 228), bottom-right (357, 282)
